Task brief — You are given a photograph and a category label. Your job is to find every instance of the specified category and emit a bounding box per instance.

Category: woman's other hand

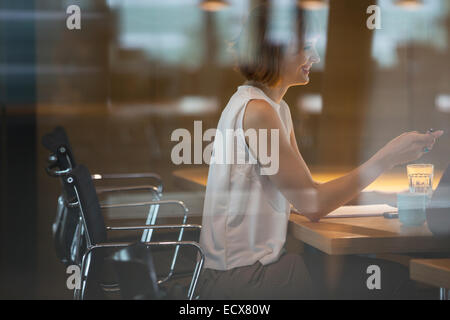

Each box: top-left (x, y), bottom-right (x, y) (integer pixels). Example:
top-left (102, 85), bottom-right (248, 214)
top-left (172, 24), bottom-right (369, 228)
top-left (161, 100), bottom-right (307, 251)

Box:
top-left (375, 130), bottom-right (444, 169)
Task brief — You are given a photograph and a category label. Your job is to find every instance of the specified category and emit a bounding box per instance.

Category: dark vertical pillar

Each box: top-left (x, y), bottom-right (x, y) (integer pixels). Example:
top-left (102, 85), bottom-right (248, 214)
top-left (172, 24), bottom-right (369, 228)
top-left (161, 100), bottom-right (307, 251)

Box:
top-left (0, 0), bottom-right (37, 298)
top-left (317, 0), bottom-right (375, 166)
top-left (199, 10), bottom-right (219, 97)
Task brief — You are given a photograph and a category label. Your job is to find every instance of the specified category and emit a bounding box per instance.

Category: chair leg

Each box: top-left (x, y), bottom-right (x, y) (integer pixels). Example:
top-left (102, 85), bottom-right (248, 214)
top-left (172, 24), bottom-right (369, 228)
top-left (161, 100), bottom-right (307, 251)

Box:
top-left (141, 203), bottom-right (160, 243)
top-left (77, 251), bottom-right (92, 300)
top-left (187, 255), bottom-right (204, 300)
top-left (73, 287), bottom-right (80, 300)
top-left (158, 213), bottom-right (189, 285)
top-left (440, 287), bottom-right (449, 300)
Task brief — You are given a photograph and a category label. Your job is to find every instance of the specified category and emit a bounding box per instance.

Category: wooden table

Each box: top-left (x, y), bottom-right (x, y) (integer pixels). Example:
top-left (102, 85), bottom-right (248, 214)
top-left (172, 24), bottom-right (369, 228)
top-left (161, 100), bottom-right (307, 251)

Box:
top-left (410, 259), bottom-right (450, 300)
top-left (172, 167), bottom-right (450, 256)
top-left (173, 167), bottom-right (209, 191)
top-left (289, 214), bottom-right (450, 255)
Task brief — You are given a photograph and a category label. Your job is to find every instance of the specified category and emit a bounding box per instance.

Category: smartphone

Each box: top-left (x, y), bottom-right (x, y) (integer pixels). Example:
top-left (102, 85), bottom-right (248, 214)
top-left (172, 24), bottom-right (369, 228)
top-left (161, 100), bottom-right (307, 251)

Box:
top-left (383, 212), bottom-right (398, 219)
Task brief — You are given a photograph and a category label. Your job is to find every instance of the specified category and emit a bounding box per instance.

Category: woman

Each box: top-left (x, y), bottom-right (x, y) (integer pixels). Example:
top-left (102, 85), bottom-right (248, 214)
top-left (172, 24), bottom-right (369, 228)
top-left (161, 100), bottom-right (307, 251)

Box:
top-left (196, 5), bottom-right (443, 299)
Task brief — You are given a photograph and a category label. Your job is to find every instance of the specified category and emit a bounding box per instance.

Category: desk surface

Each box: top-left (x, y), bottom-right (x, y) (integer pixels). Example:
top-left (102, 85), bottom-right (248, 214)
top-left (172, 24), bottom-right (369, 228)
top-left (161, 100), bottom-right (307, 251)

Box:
top-left (173, 168), bottom-right (209, 191)
top-left (410, 259), bottom-right (450, 289)
top-left (289, 214), bottom-right (450, 255)
top-left (173, 167), bottom-right (450, 255)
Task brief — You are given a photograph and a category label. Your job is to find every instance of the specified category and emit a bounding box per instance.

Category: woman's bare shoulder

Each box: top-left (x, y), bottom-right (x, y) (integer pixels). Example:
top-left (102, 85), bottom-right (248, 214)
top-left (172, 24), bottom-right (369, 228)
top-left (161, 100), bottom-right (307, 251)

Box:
top-left (244, 99), bottom-right (280, 130)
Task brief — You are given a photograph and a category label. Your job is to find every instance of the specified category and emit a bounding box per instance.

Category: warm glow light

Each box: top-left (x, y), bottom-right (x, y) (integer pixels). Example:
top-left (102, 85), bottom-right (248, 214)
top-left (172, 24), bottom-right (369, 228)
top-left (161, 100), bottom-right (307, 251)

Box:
top-left (199, 0), bottom-right (229, 12)
top-left (298, 0), bottom-right (328, 10)
top-left (174, 167), bottom-right (444, 193)
top-left (395, 0), bottom-right (423, 9)
top-left (312, 170), bottom-right (443, 193)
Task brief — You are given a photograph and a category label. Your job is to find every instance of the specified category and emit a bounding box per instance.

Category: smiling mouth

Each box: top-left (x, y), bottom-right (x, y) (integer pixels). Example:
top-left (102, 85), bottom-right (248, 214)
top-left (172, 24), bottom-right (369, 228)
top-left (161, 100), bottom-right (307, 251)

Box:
top-left (301, 66), bottom-right (311, 74)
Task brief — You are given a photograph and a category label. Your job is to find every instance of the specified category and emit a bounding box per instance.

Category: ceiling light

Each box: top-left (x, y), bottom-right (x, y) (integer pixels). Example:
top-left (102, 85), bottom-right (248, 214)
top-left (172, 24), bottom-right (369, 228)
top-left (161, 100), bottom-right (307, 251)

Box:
top-left (199, 0), bottom-right (230, 12)
top-left (297, 0), bottom-right (328, 10)
top-left (395, 0), bottom-right (423, 10)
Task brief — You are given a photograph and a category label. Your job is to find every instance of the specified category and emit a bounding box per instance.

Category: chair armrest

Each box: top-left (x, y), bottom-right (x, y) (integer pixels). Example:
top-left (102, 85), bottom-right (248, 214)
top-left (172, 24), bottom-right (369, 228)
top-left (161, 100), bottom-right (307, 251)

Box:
top-left (100, 199), bottom-right (189, 213)
top-left (45, 165), bottom-right (72, 177)
top-left (100, 201), bottom-right (192, 287)
top-left (63, 198), bottom-right (79, 208)
top-left (91, 172), bottom-right (163, 193)
top-left (91, 240), bottom-right (203, 252)
top-left (96, 185), bottom-right (161, 198)
top-left (106, 224), bottom-right (201, 231)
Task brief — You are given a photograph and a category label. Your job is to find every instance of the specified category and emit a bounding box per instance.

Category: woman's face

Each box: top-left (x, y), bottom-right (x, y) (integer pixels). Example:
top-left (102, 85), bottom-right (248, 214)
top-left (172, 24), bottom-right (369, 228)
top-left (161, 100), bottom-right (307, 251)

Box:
top-left (281, 37), bottom-right (320, 86)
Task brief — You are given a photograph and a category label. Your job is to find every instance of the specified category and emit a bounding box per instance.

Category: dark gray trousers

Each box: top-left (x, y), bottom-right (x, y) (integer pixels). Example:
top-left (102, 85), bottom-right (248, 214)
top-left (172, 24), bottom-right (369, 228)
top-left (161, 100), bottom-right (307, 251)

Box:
top-left (197, 253), bottom-right (317, 300)
top-left (196, 247), bottom-right (435, 300)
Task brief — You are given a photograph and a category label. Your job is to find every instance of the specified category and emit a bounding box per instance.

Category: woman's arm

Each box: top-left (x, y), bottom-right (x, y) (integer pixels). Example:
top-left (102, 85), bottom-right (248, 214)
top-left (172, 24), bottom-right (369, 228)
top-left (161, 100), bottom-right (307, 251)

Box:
top-left (289, 128), bottom-right (321, 188)
top-left (244, 99), bottom-right (443, 222)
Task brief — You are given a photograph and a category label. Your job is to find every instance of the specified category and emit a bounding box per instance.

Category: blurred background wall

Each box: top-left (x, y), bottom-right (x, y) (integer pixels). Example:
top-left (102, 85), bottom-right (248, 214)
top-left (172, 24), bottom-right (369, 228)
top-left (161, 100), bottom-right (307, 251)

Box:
top-left (1, 0), bottom-right (38, 299)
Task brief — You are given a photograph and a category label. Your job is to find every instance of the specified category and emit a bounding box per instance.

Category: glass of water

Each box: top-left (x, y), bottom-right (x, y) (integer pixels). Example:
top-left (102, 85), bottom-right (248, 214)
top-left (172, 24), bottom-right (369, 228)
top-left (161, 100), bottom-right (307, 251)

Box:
top-left (407, 164), bottom-right (434, 198)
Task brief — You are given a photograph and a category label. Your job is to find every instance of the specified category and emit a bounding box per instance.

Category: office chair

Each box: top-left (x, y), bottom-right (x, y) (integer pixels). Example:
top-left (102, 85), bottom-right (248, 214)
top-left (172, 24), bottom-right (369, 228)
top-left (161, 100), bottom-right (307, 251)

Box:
top-left (42, 126), bottom-right (163, 266)
top-left (64, 164), bottom-right (204, 300)
top-left (42, 127), bottom-right (202, 295)
top-left (107, 243), bottom-right (166, 300)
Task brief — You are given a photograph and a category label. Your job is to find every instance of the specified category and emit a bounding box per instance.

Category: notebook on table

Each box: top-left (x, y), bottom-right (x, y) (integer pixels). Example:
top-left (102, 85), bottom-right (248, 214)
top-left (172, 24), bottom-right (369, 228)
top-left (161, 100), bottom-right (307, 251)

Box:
top-left (291, 204), bottom-right (398, 218)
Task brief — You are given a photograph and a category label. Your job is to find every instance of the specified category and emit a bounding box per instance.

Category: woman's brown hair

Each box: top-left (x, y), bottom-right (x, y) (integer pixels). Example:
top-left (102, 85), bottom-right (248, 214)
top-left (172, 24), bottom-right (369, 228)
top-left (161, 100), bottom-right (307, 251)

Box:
top-left (232, 2), bottom-right (306, 87)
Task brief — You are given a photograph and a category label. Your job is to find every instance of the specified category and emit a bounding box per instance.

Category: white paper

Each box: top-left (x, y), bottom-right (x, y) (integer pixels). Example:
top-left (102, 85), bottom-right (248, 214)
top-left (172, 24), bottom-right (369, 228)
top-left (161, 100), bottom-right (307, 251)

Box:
top-left (323, 204), bottom-right (398, 218)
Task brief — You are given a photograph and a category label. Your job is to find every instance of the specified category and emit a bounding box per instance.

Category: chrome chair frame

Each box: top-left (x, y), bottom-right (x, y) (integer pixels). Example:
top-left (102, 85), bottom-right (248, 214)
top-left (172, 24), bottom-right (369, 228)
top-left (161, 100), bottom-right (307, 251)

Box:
top-left (43, 128), bottom-right (168, 261)
top-left (93, 175), bottom-right (165, 248)
top-left (91, 172), bottom-right (163, 194)
top-left (63, 173), bottom-right (203, 300)
top-left (76, 233), bottom-right (204, 300)
top-left (47, 156), bottom-right (197, 293)
top-left (43, 128), bottom-right (202, 299)
top-left (61, 186), bottom-right (165, 266)
top-left (101, 200), bottom-right (192, 284)
top-left (45, 147), bottom-right (165, 266)
top-left (46, 146), bottom-right (164, 193)
top-left (55, 180), bottom-right (163, 266)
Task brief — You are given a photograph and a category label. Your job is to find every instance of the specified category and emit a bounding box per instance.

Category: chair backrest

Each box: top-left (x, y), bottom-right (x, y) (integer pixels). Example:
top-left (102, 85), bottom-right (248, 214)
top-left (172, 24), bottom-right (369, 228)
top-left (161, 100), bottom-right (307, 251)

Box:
top-left (66, 164), bottom-right (107, 247)
top-left (42, 126), bottom-right (77, 170)
top-left (52, 196), bottom-right (85, 265)
top-left (108, 243), bottom-right (164, 300)
top-left (43, 127), bottom-right (84, 264)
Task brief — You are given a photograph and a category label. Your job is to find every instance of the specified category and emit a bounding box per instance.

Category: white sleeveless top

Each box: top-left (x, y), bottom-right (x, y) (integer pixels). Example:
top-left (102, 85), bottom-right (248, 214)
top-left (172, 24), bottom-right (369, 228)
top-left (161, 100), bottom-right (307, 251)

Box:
top-left (199, 85), bottom-right (294, 270)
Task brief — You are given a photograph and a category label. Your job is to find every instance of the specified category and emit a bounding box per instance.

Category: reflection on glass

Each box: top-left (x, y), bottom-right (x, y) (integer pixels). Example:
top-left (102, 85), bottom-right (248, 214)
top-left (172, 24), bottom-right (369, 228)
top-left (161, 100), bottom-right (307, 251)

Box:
top-left (109, 0), bottom-right (204, 69)
top-left (435, 94), bottom-right (450, 113)
top-left (372, 0), bottom-right (448, 68)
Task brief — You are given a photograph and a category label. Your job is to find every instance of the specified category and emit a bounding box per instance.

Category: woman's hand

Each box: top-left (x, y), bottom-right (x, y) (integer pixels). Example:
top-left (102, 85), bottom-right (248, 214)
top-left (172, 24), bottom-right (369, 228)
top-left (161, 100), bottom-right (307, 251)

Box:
top-left (375, 130), bottom-right (444, 169)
